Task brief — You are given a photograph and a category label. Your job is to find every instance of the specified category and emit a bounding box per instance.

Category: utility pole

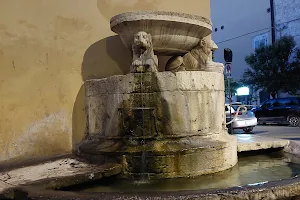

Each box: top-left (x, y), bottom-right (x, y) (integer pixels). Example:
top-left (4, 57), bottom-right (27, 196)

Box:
top-left (224, 48), bottom-right (233, 134)
top-left (270, 0), bottom-right (276, 43)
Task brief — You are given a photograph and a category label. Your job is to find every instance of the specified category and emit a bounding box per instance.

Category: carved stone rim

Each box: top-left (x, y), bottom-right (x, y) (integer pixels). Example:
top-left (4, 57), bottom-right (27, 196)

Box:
top-left (110, 11), bottom-right (212, 30)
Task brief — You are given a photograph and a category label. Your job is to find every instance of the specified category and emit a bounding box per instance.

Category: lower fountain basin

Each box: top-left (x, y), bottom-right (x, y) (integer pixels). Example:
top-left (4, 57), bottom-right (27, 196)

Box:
top-left (66, 150), bottom-right (300, 193)
top-left (6, 149), bottom-right (300, 200)
top-left (79, 134), bottom-right (237, 178)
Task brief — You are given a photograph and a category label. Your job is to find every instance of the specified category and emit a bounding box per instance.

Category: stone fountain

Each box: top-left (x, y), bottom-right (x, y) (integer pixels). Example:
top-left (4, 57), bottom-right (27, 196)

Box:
top-left (78, 11), bottom-right (236, 179)
top-left (3, 10), bottom-right (300, 200)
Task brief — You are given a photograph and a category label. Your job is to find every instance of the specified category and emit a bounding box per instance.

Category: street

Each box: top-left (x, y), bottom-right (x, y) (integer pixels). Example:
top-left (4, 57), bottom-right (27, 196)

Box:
top-left (233, 125), bottom-right (300, 140)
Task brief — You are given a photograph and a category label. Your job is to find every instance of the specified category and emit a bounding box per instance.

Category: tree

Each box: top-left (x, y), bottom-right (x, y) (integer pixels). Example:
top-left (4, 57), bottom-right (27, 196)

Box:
top-left (224, 77), bottom-right (242, 100)
top-left (242, 36), bottom-right (300, 98)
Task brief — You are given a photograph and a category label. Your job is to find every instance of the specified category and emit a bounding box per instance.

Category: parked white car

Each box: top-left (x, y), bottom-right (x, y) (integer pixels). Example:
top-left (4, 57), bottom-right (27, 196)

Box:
top-left (225, 104), bottom-right (258, 133)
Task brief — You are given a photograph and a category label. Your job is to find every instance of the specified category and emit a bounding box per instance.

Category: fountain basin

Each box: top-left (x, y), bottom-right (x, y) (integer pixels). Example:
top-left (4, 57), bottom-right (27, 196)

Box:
top-left (6, 150), bottom-right (300, 200)
top-left (68, 150), bottom-right (300, 193)
top-left (79, 135), bottom-right (237, 178)
top-left (110, 11), bottom-right (212, 55)
top-left (79, 71), bottom-right (237, 178)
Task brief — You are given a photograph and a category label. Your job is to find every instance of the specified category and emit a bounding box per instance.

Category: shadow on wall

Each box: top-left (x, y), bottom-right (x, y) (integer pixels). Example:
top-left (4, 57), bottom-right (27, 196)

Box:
top-left (72, 35), bottom-right (170, 151)
top-left (72, 35), bottom-right (131, 151)
top-left (81, 35), bottom-right (131, 81)
top-left (72, 85), bottom-right (86, 151)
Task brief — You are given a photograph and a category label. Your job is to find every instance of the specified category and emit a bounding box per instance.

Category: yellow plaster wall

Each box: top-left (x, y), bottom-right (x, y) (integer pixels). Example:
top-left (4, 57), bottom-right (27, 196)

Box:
top-left (0, 0), bottom-right (210, 164)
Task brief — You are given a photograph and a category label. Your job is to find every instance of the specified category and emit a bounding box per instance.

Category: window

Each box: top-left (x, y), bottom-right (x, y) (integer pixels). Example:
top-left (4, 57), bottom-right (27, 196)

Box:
top-left (291, 98), bottom-right (300, 106)
top-left (252, 33), bottom-right (268, 50)
top-left (275, 98), bottom-right (300, 106)
top-left (276, 99), bottom-right (292, 107)
top-left (263, 99), bottom-right (276, 108)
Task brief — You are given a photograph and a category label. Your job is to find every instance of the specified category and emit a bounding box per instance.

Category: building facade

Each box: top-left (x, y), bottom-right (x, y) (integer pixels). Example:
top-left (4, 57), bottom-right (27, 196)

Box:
top-left (273, 0), bottom-right (300, 98)
top-left (211, 0), bottom-right (272, 104)
top-left (211, 0), bottom-right (272, 79)
top-left (274, 0), bottom-right (300, 47)
top-left (211, 0), bottom-right (300, 103)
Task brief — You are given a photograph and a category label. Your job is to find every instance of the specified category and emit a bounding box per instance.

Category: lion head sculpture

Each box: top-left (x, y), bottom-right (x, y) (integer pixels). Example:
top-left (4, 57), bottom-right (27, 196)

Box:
top-left (191, 38), bottom-right (218, 59)
top-left (165, 38), bottom-right (219, 72)
top-left (132, 31), bottom-right (154, 54)
top-left (131, 31), bottom-right (158, 73)
top-left (189, 38), bottom-right (218, 70)
top-left (200, 38), bottom-right (218, 57)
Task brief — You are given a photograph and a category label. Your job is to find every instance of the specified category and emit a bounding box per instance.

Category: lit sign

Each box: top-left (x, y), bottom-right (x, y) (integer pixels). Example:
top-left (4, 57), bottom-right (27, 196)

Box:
top-left (236, 87), bottom-right (249, 96)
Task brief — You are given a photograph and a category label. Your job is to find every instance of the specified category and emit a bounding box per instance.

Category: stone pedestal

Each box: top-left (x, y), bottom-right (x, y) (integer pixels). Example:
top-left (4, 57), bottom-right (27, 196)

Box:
top-left (78, 71), bottom-right (237, 178)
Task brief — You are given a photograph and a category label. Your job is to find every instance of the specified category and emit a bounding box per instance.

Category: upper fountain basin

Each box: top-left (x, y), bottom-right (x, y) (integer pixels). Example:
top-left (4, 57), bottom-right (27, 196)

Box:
top-left (110, 11), bottom-right (212, 56)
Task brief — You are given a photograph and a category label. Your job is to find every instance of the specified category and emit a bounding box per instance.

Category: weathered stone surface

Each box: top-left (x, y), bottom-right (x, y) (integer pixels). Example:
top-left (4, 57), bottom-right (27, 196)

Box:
top-left (120, 134), bottom-right (237, 178)
top-left (165, 38), bottom-right (218, 72)
top-left (81, 71), bottom-right (237, 178)
top-left (110, 11), bottom-right (212, 55)
top-left (85, 72), bottom-right (224, 96)
top-left (236, 135), bottom-right (289, 152)
top-left (284, 140), bottom-right (300, 155)
top-left (154, 90), bottom-right (225, 136)
top-left (0, 180), bottom-right (13, 194)
top-left (206, 61), bottom-right (224, 73)
top-left (85, 72), bottom-right (226, 137)
top-left (131, 31), bottom-right (159, 73)
top-left (0, 157), bottom-right (122, 192)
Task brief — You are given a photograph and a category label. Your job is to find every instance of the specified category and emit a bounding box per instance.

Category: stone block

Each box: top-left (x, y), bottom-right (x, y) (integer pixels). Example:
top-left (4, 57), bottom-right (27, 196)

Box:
top-left (85, 78), bottom-right (107, 97)
top-left (121, 136), bottom-right (237, 178)
top-left (175, 71), bottom-right (224, 91)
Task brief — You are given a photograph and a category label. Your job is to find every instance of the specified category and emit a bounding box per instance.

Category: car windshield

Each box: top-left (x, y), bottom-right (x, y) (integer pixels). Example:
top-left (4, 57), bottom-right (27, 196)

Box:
top-left (225, 105), bottom-right (235, 113)
top-left (231, 105), bottom-right (240, 110)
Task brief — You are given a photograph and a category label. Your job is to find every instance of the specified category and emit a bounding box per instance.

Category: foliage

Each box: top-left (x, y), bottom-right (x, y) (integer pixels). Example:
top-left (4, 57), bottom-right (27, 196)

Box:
top-left (242, 36), bottom-right (300, 98)
top-left (224, 77), bottom-right (242, 99)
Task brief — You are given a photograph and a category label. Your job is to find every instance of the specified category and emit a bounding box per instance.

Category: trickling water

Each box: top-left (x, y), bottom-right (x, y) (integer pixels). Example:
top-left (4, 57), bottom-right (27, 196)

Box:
top-left (140, 71), bottom-right (147, 181)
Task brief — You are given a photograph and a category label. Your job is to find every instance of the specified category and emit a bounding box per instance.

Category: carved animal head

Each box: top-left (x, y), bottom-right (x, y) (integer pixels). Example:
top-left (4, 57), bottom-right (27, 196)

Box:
top-left (199, 38), bottom-right (218, 56)
top-left (133, 31), bottom-right (153, 50)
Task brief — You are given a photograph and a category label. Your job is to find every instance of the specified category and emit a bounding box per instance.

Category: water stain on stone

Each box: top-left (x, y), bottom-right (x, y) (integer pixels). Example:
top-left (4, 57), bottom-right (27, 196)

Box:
top-left (18, 20), bottom-right (37, 29)
top-left (0, 24), bottom-right (7, 30)
top-left (53, 16), bottom-right (92, 40)
top-left (55, 16), bottom-right (92, 32)
top-left (3, 32), bottom-right (17, 38)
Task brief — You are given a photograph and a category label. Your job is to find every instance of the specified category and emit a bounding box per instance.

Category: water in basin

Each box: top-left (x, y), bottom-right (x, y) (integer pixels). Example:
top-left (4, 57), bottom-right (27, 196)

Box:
top-left (64, 150), bottom-right (300, 193)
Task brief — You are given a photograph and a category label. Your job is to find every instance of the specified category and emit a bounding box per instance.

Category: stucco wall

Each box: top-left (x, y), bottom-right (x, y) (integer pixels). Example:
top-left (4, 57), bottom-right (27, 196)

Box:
top-left (0, 0), bottom-right (210, 164)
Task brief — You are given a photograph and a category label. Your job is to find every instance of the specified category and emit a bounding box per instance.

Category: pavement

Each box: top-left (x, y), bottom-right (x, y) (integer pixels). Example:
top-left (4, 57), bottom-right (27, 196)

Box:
top-left (233, 124), bottom-right (300, 140)
top-left (234, 124), bottom-right (300, 152)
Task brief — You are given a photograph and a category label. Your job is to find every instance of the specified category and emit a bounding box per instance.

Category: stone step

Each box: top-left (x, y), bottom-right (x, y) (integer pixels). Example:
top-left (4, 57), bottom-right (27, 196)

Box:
top-left (236, 135), bottom-right (289, 152)
top-left (0, 156), bottom-right (122, 194)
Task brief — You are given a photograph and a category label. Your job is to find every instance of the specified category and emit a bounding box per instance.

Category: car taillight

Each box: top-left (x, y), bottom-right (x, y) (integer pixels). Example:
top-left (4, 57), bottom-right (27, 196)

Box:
top-left (232, 112), bottom-right (242, 116)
